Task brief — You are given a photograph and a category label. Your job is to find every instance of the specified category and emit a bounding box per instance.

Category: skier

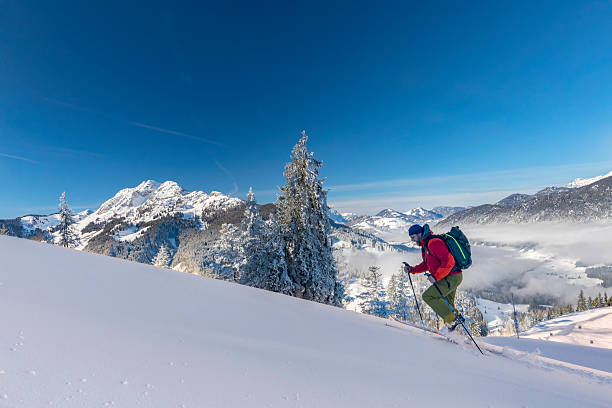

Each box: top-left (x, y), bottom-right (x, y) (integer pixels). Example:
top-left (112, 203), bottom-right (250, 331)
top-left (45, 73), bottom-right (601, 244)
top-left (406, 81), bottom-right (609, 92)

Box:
top-left (403, 224), bottom-right (465, 331)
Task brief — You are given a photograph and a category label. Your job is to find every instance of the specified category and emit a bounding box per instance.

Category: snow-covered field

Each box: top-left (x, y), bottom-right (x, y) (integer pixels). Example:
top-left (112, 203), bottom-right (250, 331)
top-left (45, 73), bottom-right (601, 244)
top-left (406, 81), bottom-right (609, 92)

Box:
top-left (1, 235), bottom-right (612, 407)
top-left (521, 307), bottom-right (612, 348)
top-left (482, 308), bottom-right (612, 372)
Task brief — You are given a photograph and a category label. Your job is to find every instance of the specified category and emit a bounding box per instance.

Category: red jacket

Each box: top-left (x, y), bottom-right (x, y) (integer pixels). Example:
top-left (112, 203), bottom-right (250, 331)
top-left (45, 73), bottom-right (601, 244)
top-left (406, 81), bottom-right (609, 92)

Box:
top-left (410, 236), bottom-right (459, 281)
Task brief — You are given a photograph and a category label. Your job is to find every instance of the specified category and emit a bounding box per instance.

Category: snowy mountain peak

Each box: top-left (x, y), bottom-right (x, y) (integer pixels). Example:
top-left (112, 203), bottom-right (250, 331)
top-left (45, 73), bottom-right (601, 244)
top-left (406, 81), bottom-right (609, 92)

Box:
top-left (17, 180), bottom-right (245, 250)
top-left (567, 170), bottom-right (612, 188)
top-left (86, 180), bottom-right (242, 227)
top-left (375, 208), bottom-right (405, 218)
top-left (136, 179), bottom-right (161, 190)
top-left (403, 207), bottom-right (440, 219)
top-left (94, 180), bottom-right (162, 218)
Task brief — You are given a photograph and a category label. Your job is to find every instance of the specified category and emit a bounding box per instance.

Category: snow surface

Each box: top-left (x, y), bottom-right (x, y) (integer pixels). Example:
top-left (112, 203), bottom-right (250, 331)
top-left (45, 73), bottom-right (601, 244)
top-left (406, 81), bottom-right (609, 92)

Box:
top-left (482, 307), bottom-right (612, 373)
top-left (483, 337), bottom-right (612, 373)
top-left (1, 235), bottom-right (612, 407)
top-left (519, 307), bottom-right (612, 348)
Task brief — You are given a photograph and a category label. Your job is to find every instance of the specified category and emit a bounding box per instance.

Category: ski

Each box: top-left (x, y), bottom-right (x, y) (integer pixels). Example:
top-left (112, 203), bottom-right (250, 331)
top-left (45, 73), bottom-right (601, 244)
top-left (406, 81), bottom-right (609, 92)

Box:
top-left (388, 316), bottom-right (475, 348)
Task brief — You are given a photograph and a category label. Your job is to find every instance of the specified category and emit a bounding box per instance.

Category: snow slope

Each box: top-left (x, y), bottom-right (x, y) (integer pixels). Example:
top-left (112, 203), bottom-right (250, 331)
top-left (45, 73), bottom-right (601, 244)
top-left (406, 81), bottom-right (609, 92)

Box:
top-left (1, 235), bottom-right (611, 407)
top-left (521, 307), bottom-right (612, 348)
top-left (482, 308), bottom-right (612, 372)
top-left (483, 337), bottom-right (612, 373)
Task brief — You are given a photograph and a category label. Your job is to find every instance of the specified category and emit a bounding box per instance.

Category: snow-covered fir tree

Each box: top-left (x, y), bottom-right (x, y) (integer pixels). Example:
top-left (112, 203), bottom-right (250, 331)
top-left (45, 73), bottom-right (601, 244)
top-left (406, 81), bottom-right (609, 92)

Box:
top-left (212, 223), bottom-right (242, 281)
top-left (577, 290), bottom-right (587, 311)
top-left (357, 266), bottom-right (389, 318)
top-left (242, 187), bottom-right (264, 237)
top-left (387, 270), bottom-right (412, 321)
top-left (0, 224), bottom-right (8, 236)
top-left (240, 219), bottom-right (293, 292)
top-left (239, 189), bottom-right (293, 292)
top-left (276, 131), bottom-right (343, 305)
top-left (153, 243), bottom-right (172, 268)
top-left (58, 192), bottom-right (76, 248)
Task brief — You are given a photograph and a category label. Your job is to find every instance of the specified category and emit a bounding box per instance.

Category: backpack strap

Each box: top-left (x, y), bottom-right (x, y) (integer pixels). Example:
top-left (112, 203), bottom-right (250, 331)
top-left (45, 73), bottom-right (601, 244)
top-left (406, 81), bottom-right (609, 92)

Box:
top-left (424, 234), bottom-right (462, 273)
top-left (422, 234), bottom-right (444, 256)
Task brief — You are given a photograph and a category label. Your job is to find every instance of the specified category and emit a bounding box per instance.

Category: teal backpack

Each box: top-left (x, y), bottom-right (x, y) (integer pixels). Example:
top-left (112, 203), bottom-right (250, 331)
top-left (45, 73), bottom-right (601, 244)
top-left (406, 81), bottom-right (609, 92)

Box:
top-left (423, 225), bottom-right (472, 270)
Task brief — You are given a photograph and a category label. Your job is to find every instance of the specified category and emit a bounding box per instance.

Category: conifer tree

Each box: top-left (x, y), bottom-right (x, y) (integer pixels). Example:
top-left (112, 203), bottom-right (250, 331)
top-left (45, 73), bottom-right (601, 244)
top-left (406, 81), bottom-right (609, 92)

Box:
top-left (242, 187), bottom-right (264, 237)
top-left (587, 296), bottom-right (593, 310)
top-left (0, 224), bottom-right (8, 236)
top-left (212, 223), bottom-right (241, 281)
top-left (357, 266), bottom-right (389, 318)
top-left (153, 243), bottom-right (172, 268)
top-left (276, 131), bottom-right (343, 305)
top-left (593, 293), bottom-right (602, 308)
top-left (239, 189), bottom-right (293, 293)
top-left (58, 192), bottom-right (76, 248)
top-left (604, 292), bottom-right (609, 306)
top-left (577, 290), bottom-right (587, 311)
top-left (387, 271), bottom-right (411, 321)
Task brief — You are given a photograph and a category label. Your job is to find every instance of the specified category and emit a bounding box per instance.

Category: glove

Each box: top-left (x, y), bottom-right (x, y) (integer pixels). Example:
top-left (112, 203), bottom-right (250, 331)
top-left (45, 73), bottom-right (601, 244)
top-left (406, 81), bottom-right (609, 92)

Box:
top-left (403, 263), bottom-right (412, 273)
top-left (427, 274), bottom-right (436, 284)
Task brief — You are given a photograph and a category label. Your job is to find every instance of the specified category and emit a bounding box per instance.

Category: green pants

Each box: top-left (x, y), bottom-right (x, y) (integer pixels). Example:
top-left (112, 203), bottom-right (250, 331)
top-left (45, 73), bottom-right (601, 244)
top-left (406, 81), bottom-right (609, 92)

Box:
top-left (422, 273), bottom-right (463, 324)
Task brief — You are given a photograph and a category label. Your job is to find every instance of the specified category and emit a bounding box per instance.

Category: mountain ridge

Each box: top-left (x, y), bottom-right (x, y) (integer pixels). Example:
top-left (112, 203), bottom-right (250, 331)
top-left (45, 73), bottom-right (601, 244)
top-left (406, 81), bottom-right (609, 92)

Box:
top-left (439, 175), bottom-right (612, 226)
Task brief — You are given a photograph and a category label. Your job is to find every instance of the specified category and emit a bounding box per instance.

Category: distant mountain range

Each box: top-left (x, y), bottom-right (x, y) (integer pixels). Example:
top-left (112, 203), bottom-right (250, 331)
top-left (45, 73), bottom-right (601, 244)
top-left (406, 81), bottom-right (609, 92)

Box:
top-left (342, 207), bottom-right (466, 242)
top-left (439, 172), bottom-right (612, 226)
top-left (0, 180), bottom-right (409, 275)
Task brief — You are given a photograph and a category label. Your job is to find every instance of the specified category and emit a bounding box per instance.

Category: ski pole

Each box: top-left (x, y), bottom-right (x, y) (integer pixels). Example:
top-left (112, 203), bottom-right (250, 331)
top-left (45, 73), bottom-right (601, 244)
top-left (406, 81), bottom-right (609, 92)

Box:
top-left (425, 273), bottom-right (484, 355)
top-left (403, 262), bottom-right (424, 324)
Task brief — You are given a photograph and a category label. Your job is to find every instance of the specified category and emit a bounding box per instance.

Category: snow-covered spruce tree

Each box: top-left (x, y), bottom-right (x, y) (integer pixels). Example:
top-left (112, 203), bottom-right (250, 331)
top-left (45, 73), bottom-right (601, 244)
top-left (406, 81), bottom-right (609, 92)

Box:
top-left (211, 223), bottom-right (242, 281)
top-left (153, 243), bottom-right (172, 268)
top-left (242, 187), bottom-right (264, 237)
top-left (357, 266), bottom-right (389, 318)
top-left (239, 188), bottom-right (293, 292)
top-left (577, 290), bottom-right (587, 311)
top-left (0, 224), bottom-right (8, 236)
top-left (240, 218), bottom-right (294, 293)
top-left (276, 131), bottom-right (343, 305)
top-left (387, 270), bottom-right (411, 321)
top-left (58, 192), bottom-right (76, 248)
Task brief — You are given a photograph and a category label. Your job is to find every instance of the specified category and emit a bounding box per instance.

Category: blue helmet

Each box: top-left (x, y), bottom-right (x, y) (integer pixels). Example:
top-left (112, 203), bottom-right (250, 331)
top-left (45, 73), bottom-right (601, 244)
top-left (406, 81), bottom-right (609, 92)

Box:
top-left (408, 224), bottom-right (424, 236)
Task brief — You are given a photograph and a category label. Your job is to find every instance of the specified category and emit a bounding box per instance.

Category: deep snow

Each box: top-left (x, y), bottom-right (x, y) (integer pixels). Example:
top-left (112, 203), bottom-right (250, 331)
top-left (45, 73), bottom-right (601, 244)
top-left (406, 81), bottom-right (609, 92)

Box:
top-left (1, 235), bottom-right (611, 407)
top-left (521, 307), bottom-right (612, 348)
top-left (482, 306), bottom-right (612, 373)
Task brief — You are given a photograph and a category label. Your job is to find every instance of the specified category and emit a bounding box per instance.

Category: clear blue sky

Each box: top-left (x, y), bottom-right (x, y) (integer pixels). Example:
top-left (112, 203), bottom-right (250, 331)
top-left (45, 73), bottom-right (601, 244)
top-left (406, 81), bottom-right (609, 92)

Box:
top-left (2, 0), bottom-right (612, 217)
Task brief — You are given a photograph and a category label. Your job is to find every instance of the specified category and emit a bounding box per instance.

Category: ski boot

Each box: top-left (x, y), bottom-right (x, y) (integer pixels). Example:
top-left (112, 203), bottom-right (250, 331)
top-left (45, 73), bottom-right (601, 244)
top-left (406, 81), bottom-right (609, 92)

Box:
top-left (448, 314), bottom-right (465, 332)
